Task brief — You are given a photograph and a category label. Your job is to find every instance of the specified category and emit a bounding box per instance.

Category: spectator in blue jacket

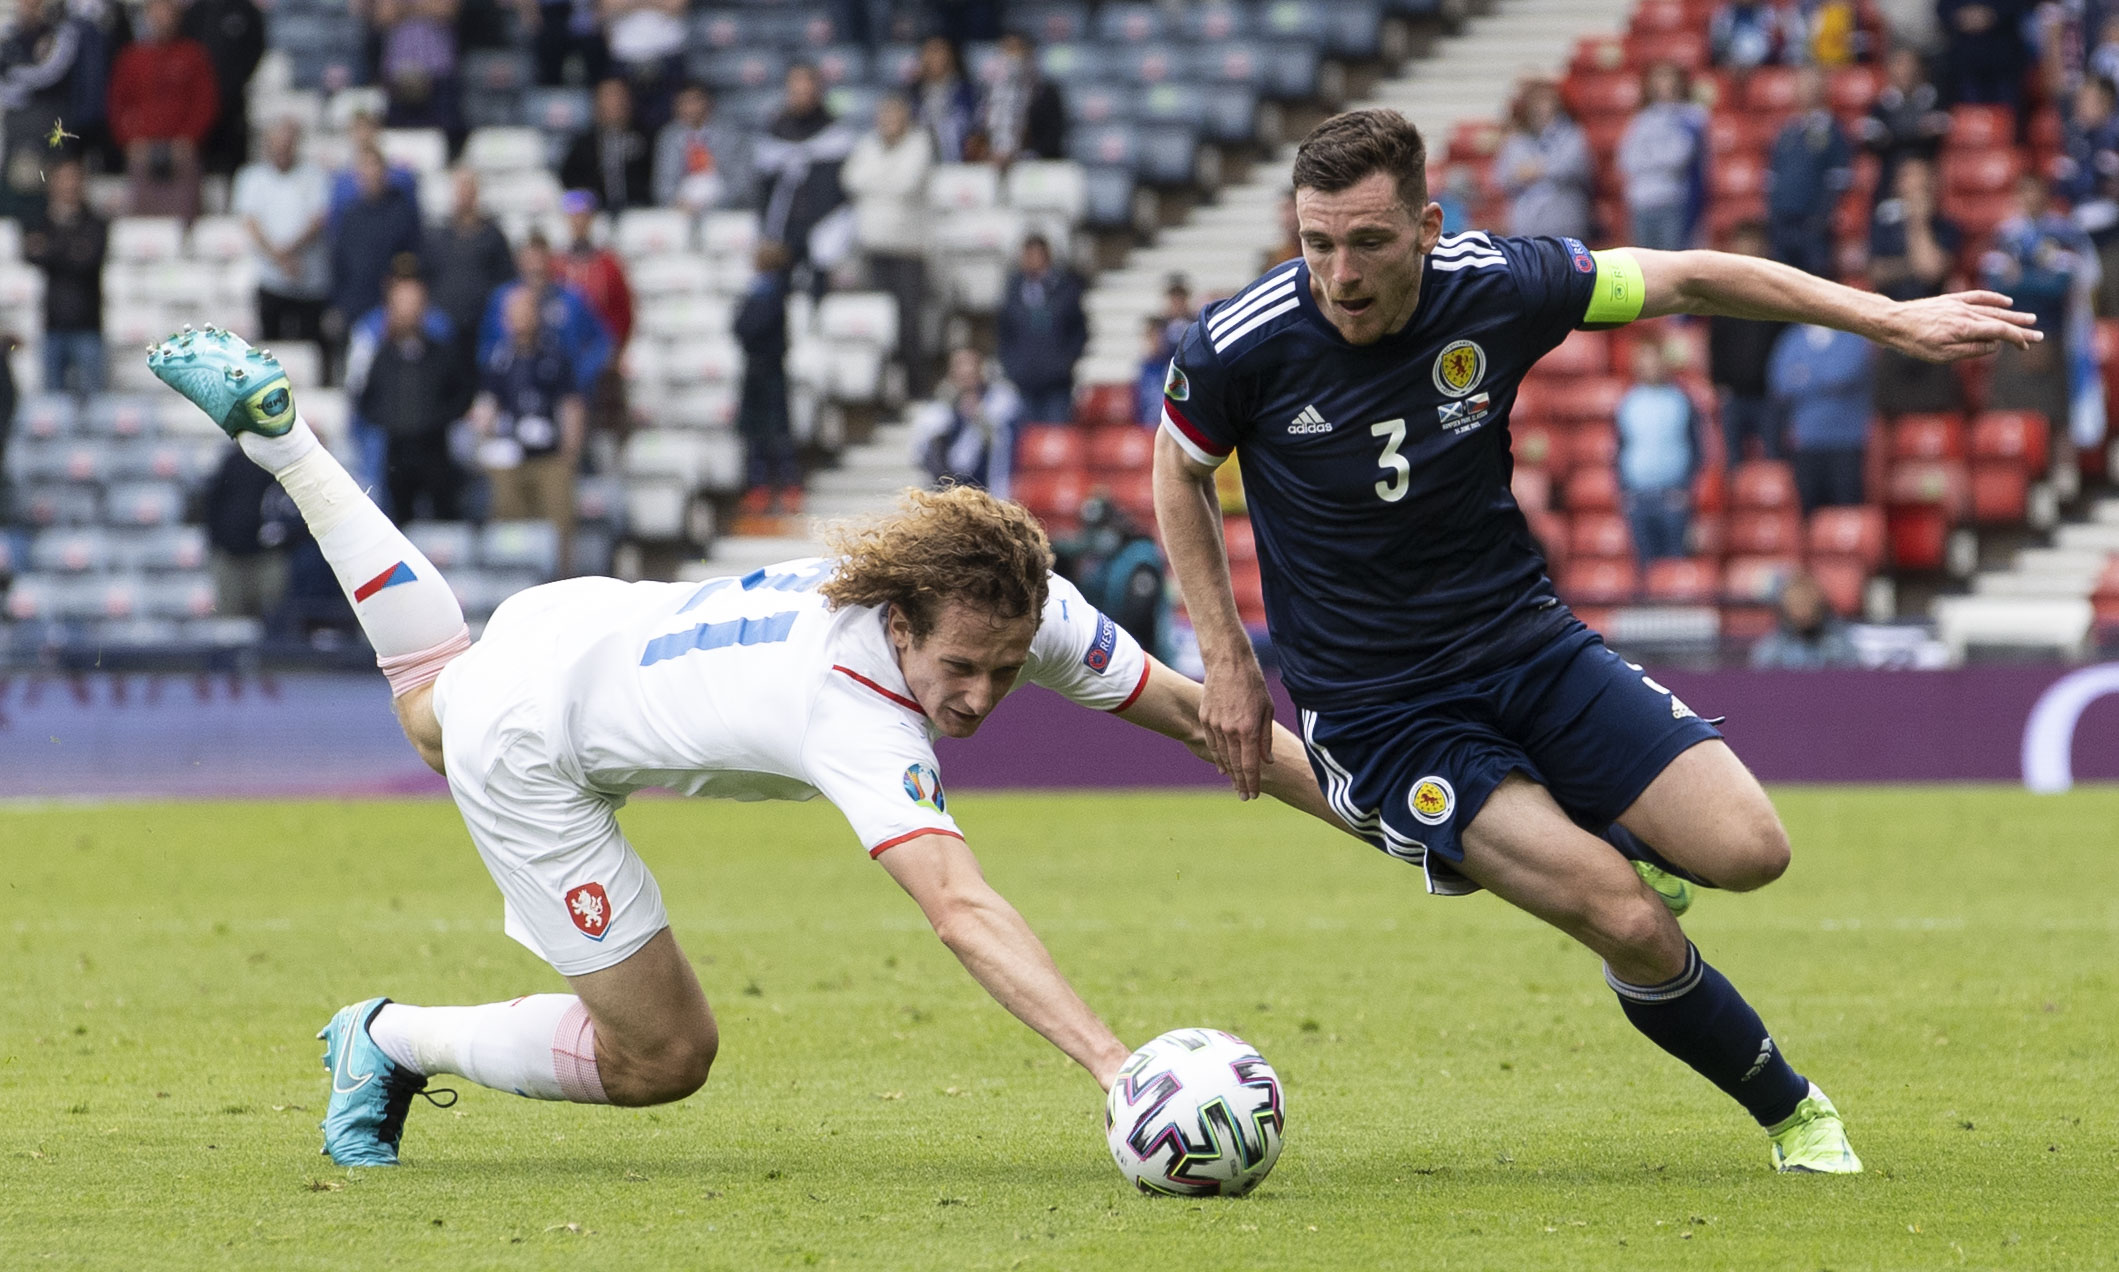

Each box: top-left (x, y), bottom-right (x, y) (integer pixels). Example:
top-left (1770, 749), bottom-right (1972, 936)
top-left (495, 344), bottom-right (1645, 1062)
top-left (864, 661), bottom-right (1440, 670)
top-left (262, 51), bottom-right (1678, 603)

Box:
top-left (1710, 0), bottom-right (1796, 71)
top-left (910, 35), bottom-right (980, 162)
top-left (2053, 75), bottom-right (2119, 313)
top-left (1765, 67), bottom-right (1853, 278)
top-left (344, 253), bottom-right (465, 511)
top-left (477, 232), bottom-right (612, 397)
top-left (1940, 0), bottom-right (2031, 115)
top-left (327, 111), bottom-right (420, 222)
top-left (327, 142), bottom-right (423, 379)
top-left (1614, 339), bottom-right (1703, 564)
top-left (995, 233), bottom-right (1087, 423)
top-left (1768, 323), bottom-right (1874, 514)
top-left (1981, 172), bottom-right (2094, 435)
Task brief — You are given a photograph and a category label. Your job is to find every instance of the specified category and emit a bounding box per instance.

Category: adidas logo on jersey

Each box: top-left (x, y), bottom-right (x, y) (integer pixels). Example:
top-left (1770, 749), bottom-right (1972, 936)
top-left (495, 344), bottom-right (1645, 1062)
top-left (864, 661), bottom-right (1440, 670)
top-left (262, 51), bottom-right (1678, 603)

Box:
top-left (1287, 404), bottom-right (1333, 435)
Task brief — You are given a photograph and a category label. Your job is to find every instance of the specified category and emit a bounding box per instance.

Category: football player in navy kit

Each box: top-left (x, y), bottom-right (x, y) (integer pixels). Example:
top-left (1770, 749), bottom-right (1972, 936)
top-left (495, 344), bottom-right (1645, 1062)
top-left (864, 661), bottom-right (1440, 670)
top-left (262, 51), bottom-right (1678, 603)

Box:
top-left (1153, 110), bottom-right (2040, 1173)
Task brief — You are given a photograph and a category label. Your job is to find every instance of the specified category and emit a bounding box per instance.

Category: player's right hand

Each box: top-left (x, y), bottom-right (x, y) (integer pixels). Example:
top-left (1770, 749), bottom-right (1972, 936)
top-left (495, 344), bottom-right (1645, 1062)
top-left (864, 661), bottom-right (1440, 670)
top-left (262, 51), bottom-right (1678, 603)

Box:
top-left (1200, 658), bottom-right (1275, 801)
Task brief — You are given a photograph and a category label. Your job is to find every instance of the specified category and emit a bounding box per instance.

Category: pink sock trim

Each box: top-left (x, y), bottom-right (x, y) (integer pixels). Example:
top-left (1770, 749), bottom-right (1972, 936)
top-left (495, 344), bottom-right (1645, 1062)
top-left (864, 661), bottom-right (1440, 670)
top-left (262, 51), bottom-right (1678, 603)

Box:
top-left (379, 627), bottom-right (471, 696)
top-left (553, 1000), bottom-right (609, 1105)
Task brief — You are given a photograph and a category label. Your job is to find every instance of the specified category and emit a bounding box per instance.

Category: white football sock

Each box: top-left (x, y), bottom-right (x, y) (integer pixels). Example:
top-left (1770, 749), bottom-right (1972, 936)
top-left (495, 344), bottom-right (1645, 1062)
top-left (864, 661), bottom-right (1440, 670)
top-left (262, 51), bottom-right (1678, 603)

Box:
top-left (370, 995), bottom-right (608, 1103)
top-left (241, 415), bottom-right (468, 690)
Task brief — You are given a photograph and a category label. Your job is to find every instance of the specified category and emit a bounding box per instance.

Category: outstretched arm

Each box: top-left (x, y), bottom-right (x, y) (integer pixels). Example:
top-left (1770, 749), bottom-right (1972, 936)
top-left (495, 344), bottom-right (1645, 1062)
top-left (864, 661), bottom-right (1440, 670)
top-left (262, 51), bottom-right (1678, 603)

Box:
top-left (1627, 247), bottom-right (2041, 363)
top-left (877, 833), bottom-right (1131, 1090)
top-left (1117, 658), bottom-right (1356, 837)
top-left (1151, 427), bottom-right (1275, 799)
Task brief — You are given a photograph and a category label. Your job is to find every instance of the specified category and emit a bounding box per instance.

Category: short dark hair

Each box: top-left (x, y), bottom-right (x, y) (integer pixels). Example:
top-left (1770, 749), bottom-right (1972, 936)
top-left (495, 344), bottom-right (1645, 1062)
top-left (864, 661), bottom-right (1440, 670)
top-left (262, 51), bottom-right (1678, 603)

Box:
top-left (1291, 109), bottom-right (1429, 213)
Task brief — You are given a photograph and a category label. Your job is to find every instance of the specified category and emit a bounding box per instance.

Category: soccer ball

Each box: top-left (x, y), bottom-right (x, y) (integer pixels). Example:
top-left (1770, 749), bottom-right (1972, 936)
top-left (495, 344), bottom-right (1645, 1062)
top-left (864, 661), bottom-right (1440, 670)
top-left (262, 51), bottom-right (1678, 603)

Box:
top-left (1104, 1028), bottom-right (1285, 1197)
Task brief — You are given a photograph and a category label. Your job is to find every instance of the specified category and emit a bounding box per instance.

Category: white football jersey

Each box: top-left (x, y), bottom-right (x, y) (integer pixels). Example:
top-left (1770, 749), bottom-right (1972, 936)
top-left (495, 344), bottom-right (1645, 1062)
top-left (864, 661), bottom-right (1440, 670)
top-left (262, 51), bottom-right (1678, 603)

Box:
top-left (448, 560), bottom-right (1149, 855)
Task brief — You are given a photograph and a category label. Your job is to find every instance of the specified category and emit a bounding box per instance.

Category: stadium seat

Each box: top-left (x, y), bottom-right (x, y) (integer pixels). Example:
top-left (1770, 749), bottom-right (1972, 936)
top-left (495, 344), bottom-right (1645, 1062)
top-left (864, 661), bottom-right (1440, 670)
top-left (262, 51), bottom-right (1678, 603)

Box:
top-left (1886, 504), bottom-right (1950, 570)
top-left (1941, 147), bottom-right (2024, 196)
top-left (187, 215), bottom-right (249, 263)
top-left (1012, 467), bottom-right (1092, 530)
top-left (813, 44), bottom-right (870, 87)
top-left (1230, 556), bottom-right (1268, 625)
top-left (1512, 465), bottom-right (1552, 513)
top-left (1527, 509), bottom-right (1569, 569)
top-left (1564, 72), bottom-right (1640, 119)
top-left (1099, 469), bottom-right (1157, 526)
top-left (1806, 505), bottom-right (1886, 567)
top-left (1808, 557), bottom-right (1868, 616)
top-left (614, 208), bottom-right (691, 257)
top-left (1559, 557), bottom-right (1638, 604)
top-left (1827, 65), bottom-right (1882, 116)
top-left (1036, 41), bottom-right (1119, 84)
top-left (1888, 412), bottom-right (1966, 460)
top-left (1541, 329), bottom-right (1612, 376)
top-left (1017, 424), bottom-right (1088, 475)
top-left (1565, 421), bottom-right (1620, 469)
top-left (929, 163), bottom-right (1002, 211)
top-left (1512, 420), bottom-right (1562, 472)
top-left (109, 217), bottom-right (185, 264)
top-left (29, 528), bottom-right (113, 574)
top-left (1888, 458), bottom-right (1970, 518)
top-left (463, 127), bottom-right (546, 174)
top-left (105, 482), bottom-right (183, 527)
top-left (1722, 554), bottom-right (1796, 602)
top-left (1005, 161), bottom-right (1089, 221)
top-left (1545, 376), bottom-right (1627, 422)
top-left (1644, 555), bottom-right (1719, 603)
top-left (1948, 105), bottom-right (2014, 148)
top-left (379, 128), bottom-right (448, 176)
top-left (1180, 1), bottom-right (1253, 40)
top-left (816, 292), bottom-right (899, 350)
top-left (691, 49), bottom-right (789, 93)
top-left (1711, 152), bottom-right (1767, 202)
top-left (1089, 425), bottom-right (1155, 474)
top-left (1630, 0), bottom-right (1690, 31)
top-left (17, 393), bottom-right (77, 439)
top-left (666, 384), bottom-right (741, 429)
top-left (1079, 383), bottom-right (1138, 428)
top-left (21, 485), bottom-right (100, 526)
top-left (1624, 28), bottom-right (1706, 69)
top-left (1727, 507), bottom-right (1803, 555)
top-left (479, 520), bottom-right (561, 578)
top-left (116, 525), bottom-right (208, 572)
top-left (1570, 34), bottom-right (1627, 75)
top-left (1095, 2), bottom-right (1170, 42)
top-left (1563, 465), bottom-right (1621, 513)
top-left (1971, 409), bottom-right (2050, 473)
top-left (1731, 460), bottom-right (1798, 510)
top-left (1223, 515), bottom-right (1256, 563)
top-left (141, 573), bottom-right (216, 620)
top-left (523, 87), bottom-right (593, 137)
top-left (1569, 510), bottom-right (1632, 560)
top-left (1742, 67), bottom-right (1799, 112)
top-left (405, 521), bottom-right (476, 570)
top-left (1969, 462), bottom-right (2029, 524)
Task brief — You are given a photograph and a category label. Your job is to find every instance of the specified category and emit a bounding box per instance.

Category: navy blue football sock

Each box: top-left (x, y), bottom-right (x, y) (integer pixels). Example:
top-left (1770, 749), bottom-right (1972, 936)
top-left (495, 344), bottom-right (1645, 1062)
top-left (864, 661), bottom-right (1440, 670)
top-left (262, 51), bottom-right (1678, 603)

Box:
top-left (1602, 823), bottom-right (1712, 888)
top-left (1606, 943), bottom-right (1808, 1126)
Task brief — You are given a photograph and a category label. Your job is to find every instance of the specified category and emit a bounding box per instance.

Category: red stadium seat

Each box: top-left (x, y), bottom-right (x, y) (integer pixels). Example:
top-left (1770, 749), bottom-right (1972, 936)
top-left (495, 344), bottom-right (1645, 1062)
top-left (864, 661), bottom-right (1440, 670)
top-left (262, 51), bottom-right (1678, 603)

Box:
top-left (1569, 510), bottom-right (1633, 559)
top-left (1690, 511), bottom-right (1726, 559)
top-left (1570, 34), bottom-right (1628, 75)
top-left (1711, 152), bottom-right (1768, 201)
top-left (1886, 504), bottom-right (1950, 569)
top-left (1564, 465), bottom-right (1622, 512)
top-left (1743, 67), bottom-right (1799, 112)
top-left (1223, 515), bottom-right (1257, 563)
top-left (1567, 421), bottom-right (1620, 469)
top-left (1971, 409), bottom-right (2050, 472)
top-left (1942, 147), bottom-right (2024, 196)
top-left (1644, 556), bottom-right (1720, 603)
top-left (1542, 329), bottom-right (1613, 376)
top-left (2092, 557), bottom-right (2119, 630)
top-left (1728, 508), bottom-right (1803, 555)
top-left (1230, 558), bottom-right (1267, 626)
top-left (1624, 29), bottom-right (1706, 69)
top-left (1888, 458), bottom-right (1970, 517)
top-left (1098, 469), bottom-right (1157, 525)
top-left (1827, 65), bottom-right (1882, 115)
top-left (1707, 111), bottom-right (1777, 156)
top-left (1969, 463), bottom-right (2030, 524)
top-left (1511, 376), bottom-right (1554, 424)
top-left (1512, 465), bottom-right (1553, 513)
top-left (1722, 554), bottom-right (1797, 602)
top-left (1078, 383), bottom-right (1137, 427)
top-left (1559, 557), bottom-right (1639, 605)
top-left (1630, 0), bottom-right (1689, 33)
top-left (1731, 460), bottom-right (1798, 510)
top-left (1565, 71), bottom-right (1642, 118)
top-left (1528, 509), bottom-right (1570, 568)
top-left (1446, 119), bottom-right (1503, 161)
top-left (1089, 424), bottom-right (1155, 474)
top-left (1016, 424), bottom-right (1086, 473)
top-left (1809, 557), bottom-right (1868, 616)
top-left (1546, 376), bottom-right (1628, 422)
top-left (1948, 105), bottom-right (2014, 148)
top-left (1012, 468), bottom-right (1091, 528)
top-left (1806, 505), bottom-right (1886, 566)
top-left (1888, 412), bottom-right (1966, 460)
top-left (1945, 191), bottom-right (2017, 238)
top-left (1512, 419), bottom-right (1564, 471)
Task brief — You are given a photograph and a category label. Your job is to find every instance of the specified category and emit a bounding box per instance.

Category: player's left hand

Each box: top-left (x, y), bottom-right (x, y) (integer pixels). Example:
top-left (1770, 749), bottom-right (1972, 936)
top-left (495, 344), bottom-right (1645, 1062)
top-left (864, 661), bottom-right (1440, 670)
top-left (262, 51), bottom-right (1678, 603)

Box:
top-left (1880, 290), bottom-right (2042, 364)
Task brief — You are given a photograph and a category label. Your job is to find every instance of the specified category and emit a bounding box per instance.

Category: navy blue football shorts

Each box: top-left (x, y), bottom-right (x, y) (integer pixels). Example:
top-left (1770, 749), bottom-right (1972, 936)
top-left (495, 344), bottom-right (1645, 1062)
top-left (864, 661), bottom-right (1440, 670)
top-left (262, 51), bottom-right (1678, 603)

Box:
top-left (1298, 622), bottom-right (1723, 895)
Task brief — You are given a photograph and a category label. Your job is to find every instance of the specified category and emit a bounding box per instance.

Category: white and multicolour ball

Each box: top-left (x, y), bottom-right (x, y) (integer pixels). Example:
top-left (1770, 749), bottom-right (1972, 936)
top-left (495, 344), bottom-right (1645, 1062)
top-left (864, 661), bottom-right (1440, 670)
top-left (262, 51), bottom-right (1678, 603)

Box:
top-left (1105, 1028), bottom-right (1285, 1197)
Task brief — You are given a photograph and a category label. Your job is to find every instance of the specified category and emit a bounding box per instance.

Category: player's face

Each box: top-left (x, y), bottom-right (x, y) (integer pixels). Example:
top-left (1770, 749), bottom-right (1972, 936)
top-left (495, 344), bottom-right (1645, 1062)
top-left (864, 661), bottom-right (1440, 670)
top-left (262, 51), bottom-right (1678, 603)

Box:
top-left (1296, 171), bottom-right (1444, 346)
top-left (891, 601), bottom-right (1039, 738)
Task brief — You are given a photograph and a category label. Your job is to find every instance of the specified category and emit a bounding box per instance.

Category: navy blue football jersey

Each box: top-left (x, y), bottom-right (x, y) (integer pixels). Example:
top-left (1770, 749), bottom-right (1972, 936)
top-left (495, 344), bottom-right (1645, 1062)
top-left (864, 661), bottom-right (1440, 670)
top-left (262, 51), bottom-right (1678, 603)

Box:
top-left (1161, 231), bottom-right (1615, 710)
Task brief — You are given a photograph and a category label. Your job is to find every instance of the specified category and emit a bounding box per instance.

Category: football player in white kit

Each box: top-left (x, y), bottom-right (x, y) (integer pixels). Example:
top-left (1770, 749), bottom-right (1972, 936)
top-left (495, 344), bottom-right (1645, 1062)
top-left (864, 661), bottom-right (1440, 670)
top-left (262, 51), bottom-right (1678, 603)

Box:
top-left (148, 327), bottom-right (1340, 1166)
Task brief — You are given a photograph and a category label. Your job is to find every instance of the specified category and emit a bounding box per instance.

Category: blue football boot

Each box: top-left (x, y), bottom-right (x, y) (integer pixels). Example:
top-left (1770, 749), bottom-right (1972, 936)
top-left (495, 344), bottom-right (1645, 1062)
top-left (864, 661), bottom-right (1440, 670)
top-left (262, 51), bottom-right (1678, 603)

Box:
top-left (316, 997), bottom-right (453, 1166)
top-left (144, 324), bottom-right (297, 438)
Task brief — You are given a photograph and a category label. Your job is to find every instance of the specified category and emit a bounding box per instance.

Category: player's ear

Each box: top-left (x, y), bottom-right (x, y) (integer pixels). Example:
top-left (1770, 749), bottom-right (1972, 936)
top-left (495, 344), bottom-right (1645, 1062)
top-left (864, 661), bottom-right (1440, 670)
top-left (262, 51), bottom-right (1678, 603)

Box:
top-left (1415, 201), bottom-right (1445, 252)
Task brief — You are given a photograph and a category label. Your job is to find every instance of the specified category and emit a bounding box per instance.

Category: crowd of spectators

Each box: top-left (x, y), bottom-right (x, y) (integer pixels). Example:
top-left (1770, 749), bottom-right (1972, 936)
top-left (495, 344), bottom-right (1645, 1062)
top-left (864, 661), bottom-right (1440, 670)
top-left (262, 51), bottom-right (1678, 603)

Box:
top-left (2, 0), bottom-right (1087, 531)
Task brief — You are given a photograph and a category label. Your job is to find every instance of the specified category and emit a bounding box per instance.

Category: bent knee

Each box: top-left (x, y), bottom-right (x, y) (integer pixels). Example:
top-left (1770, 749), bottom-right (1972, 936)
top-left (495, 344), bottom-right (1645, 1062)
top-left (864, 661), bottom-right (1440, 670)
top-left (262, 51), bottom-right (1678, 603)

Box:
top-left (1718, 816), bottom-right (1791, 892)
top-left (606, 1026), bottom-right (718, 1107)
top-left (1589, 894), bottom-right (1682, 963)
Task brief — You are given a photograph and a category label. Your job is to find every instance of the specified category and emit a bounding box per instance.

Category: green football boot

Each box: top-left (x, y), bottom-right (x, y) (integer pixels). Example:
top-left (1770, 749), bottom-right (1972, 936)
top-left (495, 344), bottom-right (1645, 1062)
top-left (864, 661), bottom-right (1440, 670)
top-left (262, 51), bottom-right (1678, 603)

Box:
top-left (144, 324), bottom-right (297, 438)
top-left (1634, 859), bottom-right (1695, 917)
top-left (1767, 1082), bottom-right (1864, 1174)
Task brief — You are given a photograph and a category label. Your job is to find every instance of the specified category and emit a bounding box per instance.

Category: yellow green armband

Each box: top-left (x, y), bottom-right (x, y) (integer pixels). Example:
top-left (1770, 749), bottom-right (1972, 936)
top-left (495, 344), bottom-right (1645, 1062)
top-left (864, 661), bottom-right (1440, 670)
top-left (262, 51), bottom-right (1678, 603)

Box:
top-left (1584, 249), bottom-right (1646, 325)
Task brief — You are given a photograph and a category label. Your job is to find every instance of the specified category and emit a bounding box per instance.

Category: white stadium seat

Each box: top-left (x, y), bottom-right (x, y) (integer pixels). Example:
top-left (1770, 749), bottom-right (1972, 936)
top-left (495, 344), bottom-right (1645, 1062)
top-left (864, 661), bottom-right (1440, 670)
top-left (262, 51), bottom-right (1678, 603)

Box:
top-left (187, 215), bottom-right (250, 263)
top-left (1005, 160), bottom-right (1089, 220)
top-left (0, 218), bottom-right (21, 260)
top-left (463, 127), bottom-right (547, 174)
top-left (614, 208), bottom-right (692, 257)
top-left (700, 210), bottom-right (759, 259)
top-left (927, 163), bottom-right (1000, 211)
top-left (931, 207), bottom-right (1026, 255)
top-left (0, 261), bottom-right (42, 306)
top-left (816, 291), bottom-right (898, 349)
top-left (628, 252), bottom-right (714, 298)
top-left (109, 217), bottom-right (186, 264)
top-left (664, 384), bottom-right (739, 430)
top-left (379, 128), bottom-right (449, 176)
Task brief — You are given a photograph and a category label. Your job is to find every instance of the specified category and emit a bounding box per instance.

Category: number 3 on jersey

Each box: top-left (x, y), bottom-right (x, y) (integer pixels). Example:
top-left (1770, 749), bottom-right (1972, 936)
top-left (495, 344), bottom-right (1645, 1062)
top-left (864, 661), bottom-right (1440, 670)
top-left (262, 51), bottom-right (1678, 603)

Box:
top-left (1370, 418), bottom-right (1410, 503)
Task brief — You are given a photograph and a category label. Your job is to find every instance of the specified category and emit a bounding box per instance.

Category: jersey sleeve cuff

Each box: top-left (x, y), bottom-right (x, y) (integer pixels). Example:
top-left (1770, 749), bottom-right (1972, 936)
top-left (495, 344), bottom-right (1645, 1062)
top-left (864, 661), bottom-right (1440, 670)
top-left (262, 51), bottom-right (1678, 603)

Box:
top-left (1160, 402), bottom-right (1231, 469)
top-left (1102, 660), bottom-right (1151, 713)
top-left (868, 827), bottom-right (964, 858)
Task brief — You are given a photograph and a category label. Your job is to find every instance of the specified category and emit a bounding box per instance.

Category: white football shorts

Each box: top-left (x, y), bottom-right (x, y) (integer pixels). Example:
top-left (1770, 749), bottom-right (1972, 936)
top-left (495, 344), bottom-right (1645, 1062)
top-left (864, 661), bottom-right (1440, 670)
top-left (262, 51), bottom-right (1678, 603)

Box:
top-left (431, 585), bottom-right (669, 977)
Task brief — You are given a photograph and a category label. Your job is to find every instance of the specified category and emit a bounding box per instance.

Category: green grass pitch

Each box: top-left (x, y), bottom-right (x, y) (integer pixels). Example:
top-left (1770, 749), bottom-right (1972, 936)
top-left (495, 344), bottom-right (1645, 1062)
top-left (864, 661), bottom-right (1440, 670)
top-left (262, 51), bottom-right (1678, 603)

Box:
top-left (3, 786), bottom-right (2115, 1270)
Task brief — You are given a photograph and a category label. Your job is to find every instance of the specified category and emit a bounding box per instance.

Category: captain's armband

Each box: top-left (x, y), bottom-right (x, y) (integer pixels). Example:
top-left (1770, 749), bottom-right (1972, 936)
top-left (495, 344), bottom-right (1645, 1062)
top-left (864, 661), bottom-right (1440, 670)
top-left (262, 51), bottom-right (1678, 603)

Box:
top-left (1584, 249), bottom-right (1646, 326)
